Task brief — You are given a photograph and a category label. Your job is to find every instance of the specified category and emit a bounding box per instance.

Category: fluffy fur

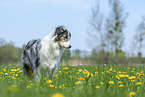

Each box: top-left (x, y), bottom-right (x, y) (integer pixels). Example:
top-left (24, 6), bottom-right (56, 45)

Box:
top-left (21, 26), bottom-right (71, 80)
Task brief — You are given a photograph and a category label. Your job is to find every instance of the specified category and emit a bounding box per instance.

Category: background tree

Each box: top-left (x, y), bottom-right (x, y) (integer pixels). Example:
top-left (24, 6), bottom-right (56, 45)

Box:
top-left (87, 0), bottom-right (105, 51)
top-left (133, 16), bottom-right (145, 57)
top-left (105, 0), bottom-right (127, 63)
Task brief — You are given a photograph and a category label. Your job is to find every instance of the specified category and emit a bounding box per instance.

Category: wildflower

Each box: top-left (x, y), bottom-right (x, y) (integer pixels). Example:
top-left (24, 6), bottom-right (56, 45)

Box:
top-left (75, 81), bottom-right (81, 85)
top-left (12, 76), bottom-right (16, 79)
top-left (0, 72), bottom-right (3, 74)
top-left (8, 87), bottom-right (20, 93)
top-left (136, 82), bottom-right (142, 85)
top-left (118, 81), bottom-right (122, 84)
top-left (95, 71), bottom-right (98, 75)
top-left (63, 67), bottom-right (69, 70)
top-left (78, 69), bottom-right (82, 72)
top-left (78, 87), bottom-right (83, 89)
top-left (127, 67), bottom-right (130, 69)
top-left (128, 76), bottom-right (136, 80)
top-left (115, 75), bottom-right (120, 79)
top-left (119, 84), bottom-right (124, 87)
top-left (31, 83), bottom-right (34, 85)
top-left (3, 69), bottom-right (6, 72)
top-left (15, 74), bottom-right (18, 76)
top-left (104, 64), bottom-right (106, 66)
top-left (46, 80), bottom-right (52, 83)
top-left (51, 93), bottom-right (65, 97)
top-left (119, 74), bottom-right (124, 77)
top-left (55, 75), bottom-right (57, 78)
top-left (124, 75), bottom-right (129, 78)
top-left (129, 92), bottom-right (136, 96)
top-left (49, 84), bottom-right (55, 87)
top-left (100, 82), bottom-right (104, 85)
top-left (95, 86), bottom-right (100, 89)
top-left (131, 80), bottom-right (135, 82)
top-left (102, 72), bottom-right (105, 75)
top-left (59, 85), bottom-right (62, 89)
top-left (11, 85), bottom-right (17, 87)
top-left (108, 81), bottom-right (114, 85)
top-left (27, 85), bottom-right (32, 88)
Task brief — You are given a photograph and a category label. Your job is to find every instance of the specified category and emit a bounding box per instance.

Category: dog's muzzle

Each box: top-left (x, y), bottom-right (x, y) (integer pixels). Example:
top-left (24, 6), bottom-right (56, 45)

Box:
top-left (59, 41), bottom-right (71, 49)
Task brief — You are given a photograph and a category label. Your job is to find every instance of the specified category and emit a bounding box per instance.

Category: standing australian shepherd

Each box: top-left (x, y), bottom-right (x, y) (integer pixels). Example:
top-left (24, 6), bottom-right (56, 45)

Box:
top-left (21, 26), bottom-right (71, 80)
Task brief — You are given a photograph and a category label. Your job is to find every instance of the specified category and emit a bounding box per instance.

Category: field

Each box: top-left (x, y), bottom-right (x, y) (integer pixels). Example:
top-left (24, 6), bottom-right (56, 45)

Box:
top-left (0, 64), bottom-right (145, 97)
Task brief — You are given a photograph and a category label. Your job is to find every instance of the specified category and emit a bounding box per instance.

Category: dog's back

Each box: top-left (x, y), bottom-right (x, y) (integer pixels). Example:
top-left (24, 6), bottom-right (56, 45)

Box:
top-left (21, 39), bottom-right (41, 75)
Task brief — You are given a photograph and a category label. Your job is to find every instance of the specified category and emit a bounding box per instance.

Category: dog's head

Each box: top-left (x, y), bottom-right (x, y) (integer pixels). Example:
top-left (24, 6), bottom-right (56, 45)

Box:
top-left (54, 26), bottom-right (71, 49)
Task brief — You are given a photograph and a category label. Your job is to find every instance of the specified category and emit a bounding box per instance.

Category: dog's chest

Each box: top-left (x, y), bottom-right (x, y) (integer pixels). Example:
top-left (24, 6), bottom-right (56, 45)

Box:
top-left (39, 42), bottom-right (62, 69)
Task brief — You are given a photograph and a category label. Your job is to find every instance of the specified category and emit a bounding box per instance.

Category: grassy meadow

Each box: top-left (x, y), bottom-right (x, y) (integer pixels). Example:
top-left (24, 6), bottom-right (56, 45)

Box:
top-left (0, 64), bottom-right (145, 97)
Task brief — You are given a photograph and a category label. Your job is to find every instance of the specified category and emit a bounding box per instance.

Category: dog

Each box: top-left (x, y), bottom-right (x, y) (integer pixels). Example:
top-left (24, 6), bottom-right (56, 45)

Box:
top-left (21, 26), bottom-right (71, 80)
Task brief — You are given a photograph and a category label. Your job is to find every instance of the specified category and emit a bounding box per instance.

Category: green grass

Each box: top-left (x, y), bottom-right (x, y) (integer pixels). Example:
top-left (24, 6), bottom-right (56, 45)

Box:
top-left (0, 64), bottom-right (145, 97)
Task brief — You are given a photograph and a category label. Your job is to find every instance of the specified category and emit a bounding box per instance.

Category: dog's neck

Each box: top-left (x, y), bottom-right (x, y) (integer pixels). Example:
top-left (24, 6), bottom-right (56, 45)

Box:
top-left (40, 31), bottom-right (62, 59)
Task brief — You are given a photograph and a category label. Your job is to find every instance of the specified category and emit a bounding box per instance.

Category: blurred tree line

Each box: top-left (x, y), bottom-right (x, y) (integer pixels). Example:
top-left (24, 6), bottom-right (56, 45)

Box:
top-left (0, 38), bottom-right (23, 65)
top-left (0, 37), bottom-right (145, 65)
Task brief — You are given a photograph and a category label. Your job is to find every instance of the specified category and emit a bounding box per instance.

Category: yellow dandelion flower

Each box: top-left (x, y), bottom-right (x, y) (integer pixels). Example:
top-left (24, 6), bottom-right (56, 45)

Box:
top-left (78, 87), bottom-right (83, 89)
top-left (76, 72), bottom-right (79, 74)
top-left (108, 81), bottom-right (114, 84)
top-left (0, 72), bottom-right (3, 74)
top-left (128, 76), bottom-right (136, 80)
top-left (31, 83), bottom-right (34, 85)
top-left (44, 77), bottom-right (47, 80)
top-left (119, 74), bottom-right (125, 77)
top-left (59, 85), bottom-right (62, 89)
top-left (12, 76), bottom-right (16, 79)
top-left (95, 71), bottom-right (98, 75)
top-left (124, 75), bottom-right (129, 78)
top-left (141, 71), bottom-right (144, 73)
top-left (75, 81), bottom-right (81, 85)
top-left (119, 84), bottom-right (124, 87)
top-left (131, 79), bottom-right (135, 82)
top-left (63, 67), bottom-right (69, 70)
top-left (136, 82), bottom-right (142, 85)
top-left (26, 85), bottom-right (31, 88)
top-left (46, 80), bottom-right (52, 83)
top-left (78, 69), bottom-right (82, 72)
top-left (51, 93), bottom-right (65, 97)
top-left (95, 86), bottom-right (100, 89)
top-left (127, 67), bottom-right (130, 69)
top-left (100, 82), bottom-right (104, 85)
top-left (49, 84), bottom-right (55, 87)
top-left (109, 68), bottom-right (113, 71)
top-left (118, 81), bottom-right (122, 84)
top-left (129, 92), bottom-right (136, 96)
top-left (102, 72), bottom-right (105, 75)
top-left (3, 69), bottom-right (6, 72)
top-left (15, 74), bottom-right (18, 76)
top-left (8, 87), bottom-right (20, 93)
top-left (11, 85), bottom-right (17, 87)
top-left (105, 71), bottom-right (110, 73)
top-left (55, 75), bottom-right (57, 78)
top-left (115, 75), bottom-right (120, 79)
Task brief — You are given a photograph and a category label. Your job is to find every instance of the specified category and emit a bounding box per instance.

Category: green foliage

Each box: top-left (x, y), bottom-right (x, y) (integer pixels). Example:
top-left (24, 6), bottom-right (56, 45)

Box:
top-left (0, 38), bottom-right (23, 64)
top-left (0, 65), bottom-right (145, 97)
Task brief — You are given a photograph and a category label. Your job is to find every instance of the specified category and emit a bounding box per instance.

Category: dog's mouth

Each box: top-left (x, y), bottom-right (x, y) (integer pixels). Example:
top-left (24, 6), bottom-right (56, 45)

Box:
top-left (58, 41), bottom-right (71, 49)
